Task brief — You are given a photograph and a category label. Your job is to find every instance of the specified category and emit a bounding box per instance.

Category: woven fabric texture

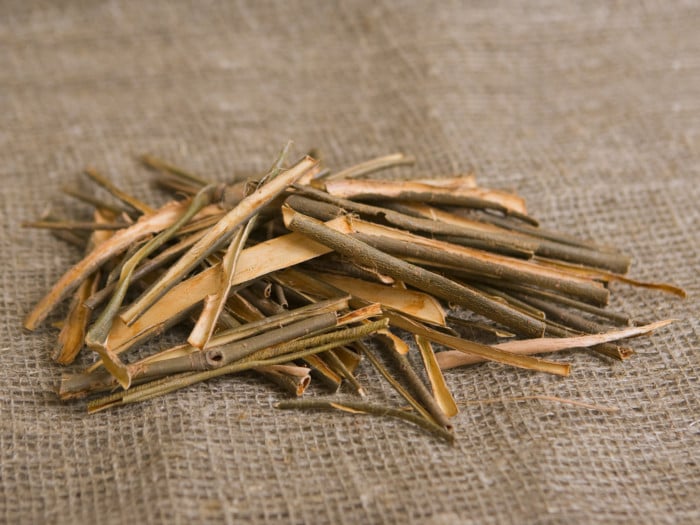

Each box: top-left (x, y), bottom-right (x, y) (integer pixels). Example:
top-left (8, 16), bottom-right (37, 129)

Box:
top-left (1, 1), bottom-right (698, 524)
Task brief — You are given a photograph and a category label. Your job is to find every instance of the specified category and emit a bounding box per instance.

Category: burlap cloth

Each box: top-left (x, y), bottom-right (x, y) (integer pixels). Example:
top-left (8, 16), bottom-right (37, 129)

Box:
top-left (1, 1), bottom-right (698, 523)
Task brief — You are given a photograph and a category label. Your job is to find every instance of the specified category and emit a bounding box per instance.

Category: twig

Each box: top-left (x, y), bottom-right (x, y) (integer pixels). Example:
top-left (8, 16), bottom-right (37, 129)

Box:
top-left (276, 398), bottom-right (454, 442)
top-left (84, 167), bottom-right (155, 215)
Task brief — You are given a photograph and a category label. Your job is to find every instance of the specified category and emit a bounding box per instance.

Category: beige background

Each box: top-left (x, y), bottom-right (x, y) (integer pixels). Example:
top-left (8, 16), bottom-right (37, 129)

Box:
top-left (1, 1), bottom-right (698, 523)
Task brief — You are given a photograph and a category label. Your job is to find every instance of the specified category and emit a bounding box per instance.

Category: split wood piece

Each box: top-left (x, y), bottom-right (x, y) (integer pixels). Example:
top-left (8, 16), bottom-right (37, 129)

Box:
top-left (321, 178), bottom-right (529, 218)
top-left (90, 219), bottom-right (352, 367)
top-left (53, 209), bottom-right (117, 364)
top-left (415, 335), bottom-right (459, 418)
top-left (436, 320), bottom-right (674, 370)
top-left (253, 364), bottom-right (311, 396)
top-left (121, 155), bottom-right (318, 326)
top-left (188, 227), bottom-right (246, 348)
top-left (318, 153), bottom-right (416, 182)
top-left (386, 312), bottom-right (571, 376)
top-left (317, 272), bottom-right (446, 326)
top-left (84, 167), bottom-right (155, 215)
top-left (24, 199), bottom-right (200, 331)
top-left (287, 191), bottom-right (536, 257)
top-left (86, 319), bottom-right (388, 413)
top-left (54, 271), bottom-right (100, 365)
top-left (303, 354), bottom-right (342, 391)
top-left (276, 399), bottom-right (454, 443)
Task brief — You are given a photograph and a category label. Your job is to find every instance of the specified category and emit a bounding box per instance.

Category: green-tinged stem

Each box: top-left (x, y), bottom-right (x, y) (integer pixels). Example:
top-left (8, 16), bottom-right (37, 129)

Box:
top-left (276, 398), bottom-right (454, 442)
top-left (140, 154), bottom-right (210, 186)
top-left (62, 185), bottom-right (128, 215)
top-left (23, 220), bottom-right (130, 231)
top-left (84, 167), bottom-right (155, 215)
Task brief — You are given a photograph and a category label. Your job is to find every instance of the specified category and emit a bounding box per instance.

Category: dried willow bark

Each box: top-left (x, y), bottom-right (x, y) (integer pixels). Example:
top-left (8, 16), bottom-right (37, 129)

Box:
top-left (22, 145), bottom-right (684, 442)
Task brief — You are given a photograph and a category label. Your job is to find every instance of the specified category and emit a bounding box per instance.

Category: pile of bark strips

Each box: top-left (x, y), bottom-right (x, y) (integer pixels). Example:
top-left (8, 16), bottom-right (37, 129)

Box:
top-left (23, 143), bottom-right (683, 441)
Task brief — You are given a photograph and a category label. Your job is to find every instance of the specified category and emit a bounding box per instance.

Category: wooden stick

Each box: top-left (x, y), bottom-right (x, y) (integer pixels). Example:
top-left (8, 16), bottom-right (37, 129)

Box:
top-left (22, 220), bottom-right (130, 231)
top-left (140, 154), bottom-right (210, 186)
